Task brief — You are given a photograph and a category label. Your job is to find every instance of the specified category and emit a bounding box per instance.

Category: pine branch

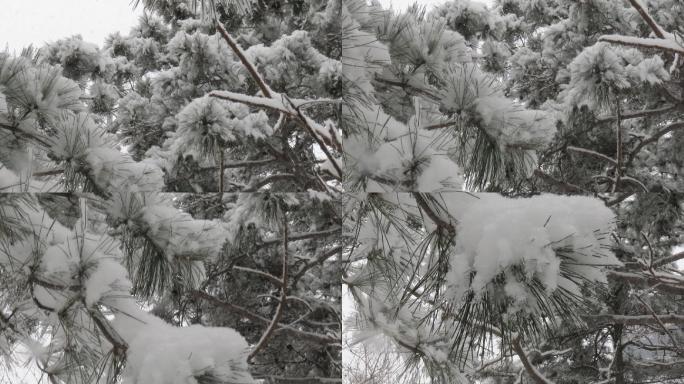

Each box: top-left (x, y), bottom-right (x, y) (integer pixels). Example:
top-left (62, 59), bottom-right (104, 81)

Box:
top-left (412, 193), bottom-right (455, 235)
top-left (260, 226), bottom-right (342, 246)
top-left (200, 158), bottom-right (279, 170)
top-left (292, 245), bottom-right (343, 285)
top-left (596, 105), bottom-right (676, 122)
top-left (255, 376), bottom-right (342, 383)
top-left (32, 169), bottom-right (65, 177)
top-left (599, 35), bottom-right (684, 55)
top-left (249, 209), bottom-right (289, 359)
top-left (627, 0), bottom-right (667, 38)
top-left (243, 173), bottom-right (298, 192)
top-left (606, 270), bottom-right (684, 295)
top-left (218, 150), bottom-right (224, 193)
top-left (511, 335), bottom-right (555, 384)
top-left (373, 75), bottom-right (440, 101)
top-left (423, 120), bottom-right (459, 130)
top-left (628, 121), bottom-right (684, 164)
top-left (613, 96), bottom-right (622, 193)
top-left (587, 313), bottom-right (684, 326)
top-left (232, 266), bottom-right (283, 286)
top-left (635, 296), bottom-right (683, 355)
top-left (533, 169), bottom-right (589, 194)
top-left (212, 22), bottom-right (343, 181)
top-left (88, 304), bottom-right (129, 355)
top-left (566, 146), bottom-right (618, 165)
top-left (0, 122), bottom-right (52, 147)
top-left (215, 23), bottom-right (273, 98)
top-left (191, 290), bottom-right (337, 345)
top-left (652, 251), bottom-right (684, 268)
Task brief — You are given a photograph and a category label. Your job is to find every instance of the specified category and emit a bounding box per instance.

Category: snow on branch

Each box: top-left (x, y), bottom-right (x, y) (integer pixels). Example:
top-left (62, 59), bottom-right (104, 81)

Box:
top-left (598, 35), bottom-right (684, 55)
top-left (211, 22), bottom-right (343, 182)
top-left (209, 90), bottom-right (292, 114)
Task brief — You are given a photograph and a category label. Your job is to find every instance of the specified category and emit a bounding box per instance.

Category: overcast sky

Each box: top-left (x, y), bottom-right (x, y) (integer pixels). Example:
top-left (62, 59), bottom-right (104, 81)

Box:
top-left (0, 0), bottom-right (456, 54)
top-left (0, 0), bottom-right (143, 54)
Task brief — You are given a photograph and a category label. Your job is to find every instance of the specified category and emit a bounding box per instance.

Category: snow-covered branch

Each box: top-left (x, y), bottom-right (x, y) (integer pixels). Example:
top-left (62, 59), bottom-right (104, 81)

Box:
top-left (211, 22), bottom-right (343, 183)
top-left (598, 35), bottom-right (684, 55)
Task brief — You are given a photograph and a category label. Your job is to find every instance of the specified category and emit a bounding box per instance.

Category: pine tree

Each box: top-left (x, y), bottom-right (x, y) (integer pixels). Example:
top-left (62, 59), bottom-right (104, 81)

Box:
top-left (342, 0), bottom-right (683, 383)
top-left (0, 1), bottom-right (342, 383)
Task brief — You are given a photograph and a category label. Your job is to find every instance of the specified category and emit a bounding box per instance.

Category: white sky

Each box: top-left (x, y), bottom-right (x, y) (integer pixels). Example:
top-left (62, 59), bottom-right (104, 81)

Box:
top-left (0, 0), bottom-right (143, 54)
top-left (0, 0), bottom-right (456, 54)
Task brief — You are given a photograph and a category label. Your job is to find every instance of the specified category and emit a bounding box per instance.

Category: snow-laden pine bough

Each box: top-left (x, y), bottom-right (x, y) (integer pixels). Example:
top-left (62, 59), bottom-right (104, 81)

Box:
top-left (341, 1), bottom-right (684, 382)
top-left (0, 1), bottom-right (343, 196)
top-left (0, 191), bottom-right (342, 384)
top-left (344, 192), bottom-right (624, 383)
top-left (340, 0), bottom-right (557, 193)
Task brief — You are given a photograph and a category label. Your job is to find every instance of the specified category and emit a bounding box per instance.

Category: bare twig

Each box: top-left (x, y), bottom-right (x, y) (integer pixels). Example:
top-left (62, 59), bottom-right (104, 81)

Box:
top-left (627, 0), bottom-right (666, 38)
top-left (218, 149), bottom-right (224, 193)
top-left (613, 96), bottom-right (622, 193)
top-left (32, 169), bottom-right (65, 177)
top-left (533, 169), bottom-right (588, 194)
top-left (586, 313), bottom-right (684, 326)
top-left (232, 266), bottom-right (283, 286)
top-left (566, 146), bottom-right (617, 165)
top-left (635, 296), bottom-right (683, 355)
top-left (628, 121), bottom-right (684, 164)
top-left (249, 206), bottom-right (289, 359)
top-left (596, 105), bottom-right (676, 122)
top-left (511, 335), bottom-right (555, 384)
top-left (292, 245), bottom-right (343, 285)
top-left (191, 290), bottom-right (336, 345)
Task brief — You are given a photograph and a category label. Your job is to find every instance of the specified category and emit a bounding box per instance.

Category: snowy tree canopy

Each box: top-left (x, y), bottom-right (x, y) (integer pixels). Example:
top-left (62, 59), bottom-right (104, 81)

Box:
top-left (1, 0), bottom-right (683, 384)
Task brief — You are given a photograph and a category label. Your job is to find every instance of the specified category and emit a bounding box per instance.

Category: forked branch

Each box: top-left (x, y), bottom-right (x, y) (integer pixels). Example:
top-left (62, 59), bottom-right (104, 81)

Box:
top-left (249, 207), bottom-right (289, 359)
